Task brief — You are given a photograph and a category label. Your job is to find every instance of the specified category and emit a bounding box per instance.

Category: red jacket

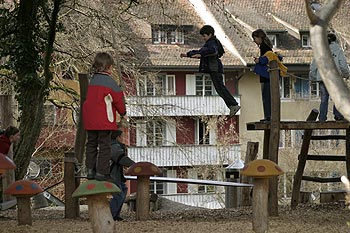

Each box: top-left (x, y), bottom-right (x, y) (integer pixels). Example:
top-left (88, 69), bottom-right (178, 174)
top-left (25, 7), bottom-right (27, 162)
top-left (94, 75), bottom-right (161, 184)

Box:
top-left (83, 73), bottom-right (126, 130)
top-left (0, 135), bottom-right (11, 155)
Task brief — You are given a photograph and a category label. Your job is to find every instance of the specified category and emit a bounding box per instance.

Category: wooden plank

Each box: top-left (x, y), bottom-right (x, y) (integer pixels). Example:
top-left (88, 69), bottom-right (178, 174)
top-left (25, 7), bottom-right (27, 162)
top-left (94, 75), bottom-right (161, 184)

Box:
top-left (291, 109), bottom-right (319, 209)
top-left (247, 121), bottom-right (350, 130)
top-left (310, 135), bottom-right (346, 140)
top-left (124, 176), bottom-right (253, 187)
top-left (0, 199), bottom-right (16, 210)
top-left (268, 59), bottom-right (280, 217)
top-left (302, 155), bottom-right (346, 161)
top-left (320, 191), bottom-right (346, 203)
top-left (64, 152), bottom-right (79, 219)
top-left (74, 73), bottom-right (89, 164)
top-left (346, 129), bottom-right (350, 178)
top-left (302, 176), bottom-right (341, 183)
top-left (263, 130), bottom-right (270, 159)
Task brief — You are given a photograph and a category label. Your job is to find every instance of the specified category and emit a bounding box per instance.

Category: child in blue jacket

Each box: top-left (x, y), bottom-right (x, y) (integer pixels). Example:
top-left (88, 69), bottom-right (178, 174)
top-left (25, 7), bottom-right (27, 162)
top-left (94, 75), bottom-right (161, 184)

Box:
top-left (180, 25), bottom-right (240, 117)
top-left (252, 29), bottom-right (286, 122)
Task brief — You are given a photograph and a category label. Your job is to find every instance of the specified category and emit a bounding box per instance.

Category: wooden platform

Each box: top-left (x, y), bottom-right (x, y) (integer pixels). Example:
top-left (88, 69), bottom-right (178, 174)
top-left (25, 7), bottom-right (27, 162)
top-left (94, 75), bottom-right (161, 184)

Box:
top-left (247, 121), bottom-right (350, 130)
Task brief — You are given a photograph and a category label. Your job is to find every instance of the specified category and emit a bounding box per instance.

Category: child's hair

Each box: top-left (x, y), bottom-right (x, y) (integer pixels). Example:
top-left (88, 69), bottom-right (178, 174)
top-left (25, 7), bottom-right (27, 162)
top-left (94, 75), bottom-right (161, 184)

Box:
top-left (199, 25), bottom-right (225, 58)
top-left (4, 126), bottom-right (19, 138)
top-left (327, 33), bottom-right (337, 44)
top-left (252, 29), bottom-right (273, 49)
top-left (200, 25), bottom-right (215, 36)
top-left (92, 52), bottom-right (114, 73)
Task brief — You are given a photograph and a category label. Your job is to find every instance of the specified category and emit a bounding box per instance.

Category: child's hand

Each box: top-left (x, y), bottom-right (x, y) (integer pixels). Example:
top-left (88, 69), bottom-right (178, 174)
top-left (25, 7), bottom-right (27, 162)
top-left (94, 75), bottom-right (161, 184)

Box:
top-left (191, 54), bottom-right (201, 58)
top-left (254, 57), bottom-right (259, 63)
top-left (180, 53), bottom-right (187, 58)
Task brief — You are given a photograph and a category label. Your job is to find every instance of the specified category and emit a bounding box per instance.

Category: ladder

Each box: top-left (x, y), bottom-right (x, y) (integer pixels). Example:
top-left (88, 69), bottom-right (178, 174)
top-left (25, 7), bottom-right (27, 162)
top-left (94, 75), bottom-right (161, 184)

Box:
top-left (291, 111), bottom-right (350, 209)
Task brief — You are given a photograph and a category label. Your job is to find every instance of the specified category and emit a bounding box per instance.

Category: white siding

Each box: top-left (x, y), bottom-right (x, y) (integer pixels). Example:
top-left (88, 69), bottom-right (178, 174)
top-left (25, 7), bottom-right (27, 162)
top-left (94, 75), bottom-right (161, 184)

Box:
top-left (128, 144), bottom-right (241, 167)
top-left (166, 170), bottom-right (177, 194)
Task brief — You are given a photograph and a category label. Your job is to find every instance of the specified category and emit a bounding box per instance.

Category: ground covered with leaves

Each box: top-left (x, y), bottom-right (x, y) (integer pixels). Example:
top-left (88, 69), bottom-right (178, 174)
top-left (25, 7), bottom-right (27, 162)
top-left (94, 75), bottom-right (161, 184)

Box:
top-left (0, 199), bottom-right (349, 233)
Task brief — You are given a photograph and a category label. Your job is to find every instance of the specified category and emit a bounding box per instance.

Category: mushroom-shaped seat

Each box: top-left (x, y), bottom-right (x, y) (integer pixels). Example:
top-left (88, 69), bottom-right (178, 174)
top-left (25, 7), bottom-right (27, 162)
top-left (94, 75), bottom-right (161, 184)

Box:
top-left (5, 180), bottom-right (43, 225)
top-left (240, 159), bottom-right (284, 233)
top-left (72, 180), bottom-right (121, 233)
top-left (0, 153), bottom-right (16, 172)
top-left (240, 159), bottom-right (283, 177)
top-left (125, 162), bottom-right (162, 221)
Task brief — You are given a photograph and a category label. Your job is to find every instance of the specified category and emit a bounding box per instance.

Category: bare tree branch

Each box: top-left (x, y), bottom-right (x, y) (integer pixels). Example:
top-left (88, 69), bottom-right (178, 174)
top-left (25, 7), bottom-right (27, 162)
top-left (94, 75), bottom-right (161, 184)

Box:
top-left (305, 0), bottom-right (350, 120)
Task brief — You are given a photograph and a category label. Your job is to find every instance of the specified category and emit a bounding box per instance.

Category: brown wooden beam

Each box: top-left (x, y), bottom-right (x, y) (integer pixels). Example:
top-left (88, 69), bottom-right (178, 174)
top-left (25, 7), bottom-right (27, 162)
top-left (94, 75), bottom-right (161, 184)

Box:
top-left (247, 120), bottom-right (350, 130)
top-left (267, 60), bottom-right (280, 217)
top-left (291, 109), bottom-right (318, 209)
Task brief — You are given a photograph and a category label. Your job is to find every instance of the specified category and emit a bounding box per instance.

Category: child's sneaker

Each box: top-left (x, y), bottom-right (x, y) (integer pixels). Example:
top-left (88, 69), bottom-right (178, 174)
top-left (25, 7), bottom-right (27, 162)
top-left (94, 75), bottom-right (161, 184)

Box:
top-left (229, 105), bottom-right (241, 117)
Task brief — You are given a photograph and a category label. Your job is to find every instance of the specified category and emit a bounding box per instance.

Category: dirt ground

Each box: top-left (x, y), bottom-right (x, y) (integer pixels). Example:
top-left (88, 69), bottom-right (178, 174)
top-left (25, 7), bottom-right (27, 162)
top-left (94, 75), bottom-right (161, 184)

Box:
top-left (1, 198), bottom-right (350, 233)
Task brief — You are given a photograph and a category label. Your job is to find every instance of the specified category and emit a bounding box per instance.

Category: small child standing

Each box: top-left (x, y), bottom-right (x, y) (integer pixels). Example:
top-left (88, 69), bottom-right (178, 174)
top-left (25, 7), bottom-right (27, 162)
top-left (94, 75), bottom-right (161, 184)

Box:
top-left (83, 52), bottom-right (127, 181)
top-left (180, 25), bottom-right (240, 117)
top-left (109, 130), bottom-right (135, 221)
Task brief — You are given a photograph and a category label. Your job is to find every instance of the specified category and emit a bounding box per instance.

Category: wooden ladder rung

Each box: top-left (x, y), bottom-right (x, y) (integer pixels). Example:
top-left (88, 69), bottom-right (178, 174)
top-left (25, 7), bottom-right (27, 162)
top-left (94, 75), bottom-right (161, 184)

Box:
top-left (302, 155), bottom-right (346, 161)
top-left (302, 176), bottom-right (341, 183)
top-left (310, 135), bottom-right (346, 140)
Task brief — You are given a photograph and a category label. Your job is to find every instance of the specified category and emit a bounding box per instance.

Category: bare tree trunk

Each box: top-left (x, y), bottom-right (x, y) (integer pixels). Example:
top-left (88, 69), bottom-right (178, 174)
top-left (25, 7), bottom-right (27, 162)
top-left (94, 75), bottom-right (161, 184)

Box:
top-left (305, 0), bottom-right (350, 120)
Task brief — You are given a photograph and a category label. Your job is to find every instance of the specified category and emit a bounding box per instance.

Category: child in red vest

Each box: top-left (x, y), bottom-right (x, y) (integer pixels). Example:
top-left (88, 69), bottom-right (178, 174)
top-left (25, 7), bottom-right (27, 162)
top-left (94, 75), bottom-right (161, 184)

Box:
top-left (83, 52), bottom-right (126, 181)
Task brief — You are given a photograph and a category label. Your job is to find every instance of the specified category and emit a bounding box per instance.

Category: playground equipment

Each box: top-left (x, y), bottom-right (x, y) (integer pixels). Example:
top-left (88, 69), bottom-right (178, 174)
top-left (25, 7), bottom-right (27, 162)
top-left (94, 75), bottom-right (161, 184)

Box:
top-left (125, 162), bottom-right (162, 221)
top-left (5, 180), bottom-right (43, 225)
top-left (72, 180), bottom-right (120, 233)
top-left (241, 159), bottom-right (284, 233)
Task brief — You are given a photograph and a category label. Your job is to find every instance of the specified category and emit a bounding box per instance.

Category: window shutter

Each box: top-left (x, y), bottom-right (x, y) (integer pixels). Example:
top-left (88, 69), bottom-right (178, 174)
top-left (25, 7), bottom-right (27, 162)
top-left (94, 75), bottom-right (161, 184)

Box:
top-left (186, 74), bottom-right (196, 95)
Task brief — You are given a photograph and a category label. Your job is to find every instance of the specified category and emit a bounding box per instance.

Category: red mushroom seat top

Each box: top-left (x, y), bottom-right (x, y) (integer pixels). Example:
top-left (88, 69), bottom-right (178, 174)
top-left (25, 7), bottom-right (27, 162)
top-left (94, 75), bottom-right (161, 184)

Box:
top-left (240, 159), bottom-right (284, 178)
top-left (125, 162), bottom-right (162, 176)
top-left (5, 180), bottom-right (43, 197)
top-left (0, 153), bottom-right (16, 170)
top-left (72, 180), bottom-right (121, 198)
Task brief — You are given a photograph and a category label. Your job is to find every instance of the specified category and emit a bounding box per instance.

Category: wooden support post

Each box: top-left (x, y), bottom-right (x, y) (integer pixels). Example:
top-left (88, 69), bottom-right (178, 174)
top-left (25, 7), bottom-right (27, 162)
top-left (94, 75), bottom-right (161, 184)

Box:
top-left (64, 151), bottom-right (79, 219)
top-left (241, 142), bottom-right (259, 206)
top-left (263, 130), bottom-right (270, 159)
top-left (267, 60), bottom-right (280, 216)
top-left (74, 73), bottom-right (89, 164)
top-left (290, 109), bottom-right (319, 209)
top-left (346, 129), bottom-right (350, 178)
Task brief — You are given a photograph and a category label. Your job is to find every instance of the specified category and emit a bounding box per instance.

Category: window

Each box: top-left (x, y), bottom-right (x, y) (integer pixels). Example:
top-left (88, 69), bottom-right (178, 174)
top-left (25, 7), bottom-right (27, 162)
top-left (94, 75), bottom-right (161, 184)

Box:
top-left (170, 30), bottom-right (184, 44)
top-left (294, 77), bottom-right (310, 99)
top-left (138, 74), bottom-right (175, 96)
top-left (150, 169), bottom-right (165, 194)
top-left (196, 118), bottom-right (209, 145)
top-left (268, 34), bottom-right (277, 48)
top-left (280, 74), bottom-right (320, 100)
top-left (198, 171), bottom-right (216, 193)
top-left (310, 81), bottom-right (320, 99)
top-left (152, 25), bottom-right (186, 44)
top-left (281, 77), bottom-right (291, 99)
top-left (146, 120), bottom-right (165, 146)
top-left (195, 74), bottom-right (218, 96)
top-left (279, 129), bottom-right (303, 148)
top-left (301, 34), bottom-right (311, 48)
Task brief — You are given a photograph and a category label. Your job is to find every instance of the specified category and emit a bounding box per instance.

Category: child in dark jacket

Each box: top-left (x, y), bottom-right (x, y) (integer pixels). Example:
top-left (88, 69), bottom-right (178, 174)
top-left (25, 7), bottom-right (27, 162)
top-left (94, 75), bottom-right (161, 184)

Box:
top-left (180, 25), bottom-right (240, 117)
top-left (109, 130), bottom-right (135, 221)
top-left (83, 52), bottom-right (127, 181)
